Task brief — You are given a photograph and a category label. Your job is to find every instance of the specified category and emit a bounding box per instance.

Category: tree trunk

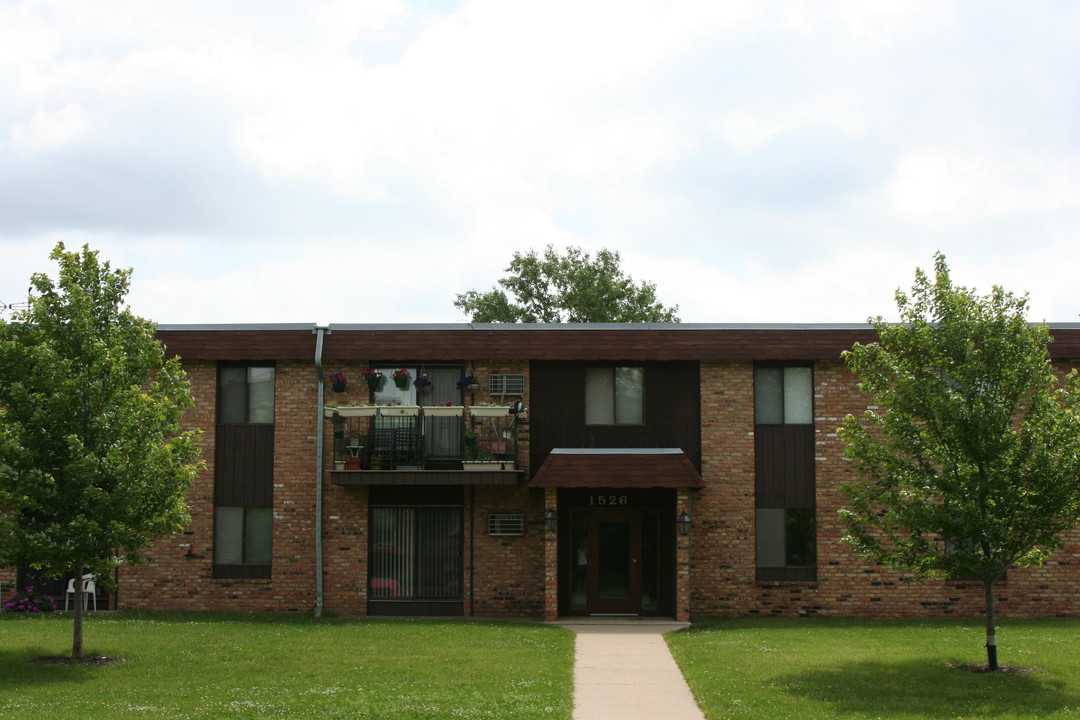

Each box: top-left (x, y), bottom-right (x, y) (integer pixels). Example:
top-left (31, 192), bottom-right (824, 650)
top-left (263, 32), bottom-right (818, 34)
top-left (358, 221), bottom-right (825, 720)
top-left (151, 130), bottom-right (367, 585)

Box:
top-left (983, 578), bottom-right (998, 671)
top-left (72, 564), bottom-right (84, 660)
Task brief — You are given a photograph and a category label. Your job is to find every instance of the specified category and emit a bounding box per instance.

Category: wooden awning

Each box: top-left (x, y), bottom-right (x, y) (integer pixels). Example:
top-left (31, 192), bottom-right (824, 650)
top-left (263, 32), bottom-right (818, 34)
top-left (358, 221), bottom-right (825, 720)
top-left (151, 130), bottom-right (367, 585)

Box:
top-left (529, 449), bottom-right (705, 489)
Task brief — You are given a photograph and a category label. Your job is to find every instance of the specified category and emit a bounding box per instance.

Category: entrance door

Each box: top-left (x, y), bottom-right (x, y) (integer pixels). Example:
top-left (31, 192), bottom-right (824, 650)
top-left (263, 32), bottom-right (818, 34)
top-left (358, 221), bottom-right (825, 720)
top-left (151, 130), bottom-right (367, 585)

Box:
top-left (588, 509), bottom-right (642, 614)
top-left (564, 489), bottom-right (671, 616)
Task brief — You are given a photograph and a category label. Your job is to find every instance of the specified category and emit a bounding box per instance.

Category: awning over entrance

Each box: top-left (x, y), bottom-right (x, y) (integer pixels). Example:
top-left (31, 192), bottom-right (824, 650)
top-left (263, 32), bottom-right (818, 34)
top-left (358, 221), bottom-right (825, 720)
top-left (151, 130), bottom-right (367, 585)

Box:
top-left (529, 448), bottom-right (705, 489)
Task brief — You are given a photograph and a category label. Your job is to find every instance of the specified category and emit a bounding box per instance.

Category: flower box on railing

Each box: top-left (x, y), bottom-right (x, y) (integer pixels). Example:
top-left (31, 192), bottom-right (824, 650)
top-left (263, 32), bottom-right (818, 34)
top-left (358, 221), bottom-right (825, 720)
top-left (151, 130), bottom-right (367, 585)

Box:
top-left (379, 405), bottom-right (420, 417)
top-left (468, 405), bottom-right (511, 418)
top-left (463, 460), bottom-right (513, 471)
top-left (328, 405), bottom-right (379, 418)
top-left (423, 405), bottom-right (465, 417)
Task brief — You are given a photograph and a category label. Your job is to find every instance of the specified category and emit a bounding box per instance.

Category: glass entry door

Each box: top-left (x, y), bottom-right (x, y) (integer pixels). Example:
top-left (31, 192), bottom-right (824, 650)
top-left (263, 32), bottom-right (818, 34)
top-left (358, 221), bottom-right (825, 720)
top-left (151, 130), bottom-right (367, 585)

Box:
top-left (588, 509), bottom-right (642, 614)
top-left (564, 489), bottom-right (671, 617)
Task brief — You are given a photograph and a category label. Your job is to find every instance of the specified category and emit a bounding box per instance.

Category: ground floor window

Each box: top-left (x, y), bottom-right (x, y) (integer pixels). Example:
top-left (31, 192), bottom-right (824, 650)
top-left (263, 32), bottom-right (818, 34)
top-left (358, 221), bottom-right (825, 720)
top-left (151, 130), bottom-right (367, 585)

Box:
top-left (755, 507), bottom-right (816, 581)
top-left (214, 505), bottom-right (272, 579)
top-left (370, 505), bottom-right (463, 601)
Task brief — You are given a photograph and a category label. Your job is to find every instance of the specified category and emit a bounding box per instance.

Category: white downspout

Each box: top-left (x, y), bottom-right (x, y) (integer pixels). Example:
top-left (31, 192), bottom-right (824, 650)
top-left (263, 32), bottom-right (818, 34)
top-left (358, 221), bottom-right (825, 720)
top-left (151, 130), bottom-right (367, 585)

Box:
top-left (313, 325), bottom-right (329, 617)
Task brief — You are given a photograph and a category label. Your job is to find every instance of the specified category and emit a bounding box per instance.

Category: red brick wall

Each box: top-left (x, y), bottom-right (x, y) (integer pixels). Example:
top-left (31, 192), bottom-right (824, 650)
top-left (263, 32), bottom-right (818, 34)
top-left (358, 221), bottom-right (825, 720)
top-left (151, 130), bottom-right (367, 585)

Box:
top-left (108, 354), bottom-right (1080, 620)
top-left (469, 485), bottom-right (546, 617)
top-left (119, 360), bottom-right (319, 613)
top-left (691, 359), bottom-right (1080, 619)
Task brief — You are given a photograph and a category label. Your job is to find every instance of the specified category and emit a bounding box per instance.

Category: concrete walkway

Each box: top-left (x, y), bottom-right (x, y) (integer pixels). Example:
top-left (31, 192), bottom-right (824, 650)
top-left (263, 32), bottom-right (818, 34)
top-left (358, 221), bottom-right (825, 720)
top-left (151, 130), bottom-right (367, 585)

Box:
top-left (552, 619), bottom-right (706, 720)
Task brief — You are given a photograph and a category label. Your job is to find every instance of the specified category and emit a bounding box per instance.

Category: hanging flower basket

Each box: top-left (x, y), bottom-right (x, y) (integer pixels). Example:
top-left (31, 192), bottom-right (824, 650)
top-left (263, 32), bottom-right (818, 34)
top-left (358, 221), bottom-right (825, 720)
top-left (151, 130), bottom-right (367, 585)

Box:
top-left (362, 369), bottom-right (386, 391)
top-left (392, 368), bottom-right (411, 390)
top-left (457, 375), bottom-right (480, 393)
top-left (414, 375), bottom-right (433, 395)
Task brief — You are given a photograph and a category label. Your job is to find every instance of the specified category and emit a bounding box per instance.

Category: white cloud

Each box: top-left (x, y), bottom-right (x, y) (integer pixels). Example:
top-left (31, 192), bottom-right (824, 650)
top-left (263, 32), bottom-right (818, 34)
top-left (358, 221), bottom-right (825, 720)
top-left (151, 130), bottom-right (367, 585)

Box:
top-left (2, 0), bottom-right (1079, 325)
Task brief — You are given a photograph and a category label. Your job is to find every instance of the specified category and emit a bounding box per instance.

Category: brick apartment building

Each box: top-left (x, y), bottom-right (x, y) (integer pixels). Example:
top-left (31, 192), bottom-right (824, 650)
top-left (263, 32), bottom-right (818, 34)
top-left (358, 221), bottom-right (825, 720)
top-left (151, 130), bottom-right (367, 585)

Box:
top-left (6, 323), bottom-right (1080, 620)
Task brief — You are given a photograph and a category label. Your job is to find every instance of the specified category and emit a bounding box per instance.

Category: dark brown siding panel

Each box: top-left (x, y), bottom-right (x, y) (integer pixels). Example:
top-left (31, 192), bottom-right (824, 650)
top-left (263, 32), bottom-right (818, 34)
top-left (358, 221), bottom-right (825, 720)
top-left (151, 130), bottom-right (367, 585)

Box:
top-left (530, 361), bottom-right (701, 472)
top-left (214, 424), bottom-right (274, 506)
top-left (755, 425), bottom-right (814, 508)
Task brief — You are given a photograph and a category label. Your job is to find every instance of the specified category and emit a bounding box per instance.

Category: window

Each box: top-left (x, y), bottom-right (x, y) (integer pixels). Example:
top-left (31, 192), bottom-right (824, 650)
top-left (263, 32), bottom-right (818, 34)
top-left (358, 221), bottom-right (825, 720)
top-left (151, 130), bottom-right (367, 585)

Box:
top-left (370, 506), bottom-right (463, 599)
top-left (756, 507), bottom-right (816, 569)
top-left (586, 367), bottom-right (644, 425)
top-left (373, 366), bottom-right (417, 406)
top-left (214, 507), bottom-right (272, 566)
top-left (219, 366), bottom-right (275, 423)
top-left (755, 363), bottom-right (816, 581)
top-left (214, 364), bottom-right (274, 579)
top-left (754, 365), bottom-right (812, 424)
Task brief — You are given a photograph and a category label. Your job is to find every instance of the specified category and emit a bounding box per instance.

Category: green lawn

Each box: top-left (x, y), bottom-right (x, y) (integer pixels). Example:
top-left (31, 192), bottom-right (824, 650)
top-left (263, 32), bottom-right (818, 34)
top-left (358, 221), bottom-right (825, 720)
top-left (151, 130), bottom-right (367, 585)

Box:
top-left (0, 612), bottom-right (575, 719)
top-left (666, 617), bottom-right (1080, 720)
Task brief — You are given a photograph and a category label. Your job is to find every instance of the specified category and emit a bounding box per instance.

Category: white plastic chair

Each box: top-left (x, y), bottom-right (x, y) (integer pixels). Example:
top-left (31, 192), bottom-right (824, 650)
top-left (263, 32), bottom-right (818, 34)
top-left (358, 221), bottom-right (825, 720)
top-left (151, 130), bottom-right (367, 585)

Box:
top-left (64, 574), bottom-right (97, 611)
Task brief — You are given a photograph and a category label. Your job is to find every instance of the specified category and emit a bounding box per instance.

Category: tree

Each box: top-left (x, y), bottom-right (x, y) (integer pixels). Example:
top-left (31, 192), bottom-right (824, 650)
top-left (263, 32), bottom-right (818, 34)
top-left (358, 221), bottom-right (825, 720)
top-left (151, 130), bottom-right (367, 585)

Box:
top-left (0, 243), bottom-right (201, 659)
top-left (838, 253), bottom-right (1080, 671)
top-left (454, 245), bottom-right (680, 323)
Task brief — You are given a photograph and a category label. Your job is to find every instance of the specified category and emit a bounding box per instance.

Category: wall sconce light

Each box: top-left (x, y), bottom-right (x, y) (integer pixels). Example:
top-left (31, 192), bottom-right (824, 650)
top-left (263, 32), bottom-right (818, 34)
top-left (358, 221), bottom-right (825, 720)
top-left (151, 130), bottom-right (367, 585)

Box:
top-left (544, 508), bottom-right (558, 533)
top-left (677, 510), bottom-right (691, 536)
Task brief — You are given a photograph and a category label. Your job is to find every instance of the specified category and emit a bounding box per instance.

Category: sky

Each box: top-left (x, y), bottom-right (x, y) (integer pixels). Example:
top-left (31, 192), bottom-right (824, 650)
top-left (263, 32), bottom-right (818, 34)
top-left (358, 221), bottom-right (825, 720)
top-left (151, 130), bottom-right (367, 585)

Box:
top-left (1, 0), bottom-right (1078, 326)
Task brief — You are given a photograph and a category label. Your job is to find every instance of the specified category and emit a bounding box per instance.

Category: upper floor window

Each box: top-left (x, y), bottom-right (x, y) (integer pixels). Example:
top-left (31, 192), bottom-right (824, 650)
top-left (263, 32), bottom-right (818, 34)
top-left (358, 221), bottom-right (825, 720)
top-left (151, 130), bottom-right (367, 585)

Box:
top-left (219, 366), bottom-right (275, 424)
top-left (754, 365), bottom-right (812, 424)
top-left (586, 367), bottom-right (644, 425)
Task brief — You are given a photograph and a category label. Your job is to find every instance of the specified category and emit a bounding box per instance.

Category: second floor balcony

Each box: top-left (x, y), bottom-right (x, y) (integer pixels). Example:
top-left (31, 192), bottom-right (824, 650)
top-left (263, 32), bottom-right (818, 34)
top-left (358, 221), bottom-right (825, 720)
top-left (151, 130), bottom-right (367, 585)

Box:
top-left (326, 405), bottom-right (524, 485)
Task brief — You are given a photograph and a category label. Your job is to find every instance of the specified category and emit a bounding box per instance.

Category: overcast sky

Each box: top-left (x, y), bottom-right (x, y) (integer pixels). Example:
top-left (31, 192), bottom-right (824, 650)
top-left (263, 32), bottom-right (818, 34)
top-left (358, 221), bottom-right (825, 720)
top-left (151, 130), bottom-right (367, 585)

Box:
top-left (2, 0), bottom-right (1078, 326)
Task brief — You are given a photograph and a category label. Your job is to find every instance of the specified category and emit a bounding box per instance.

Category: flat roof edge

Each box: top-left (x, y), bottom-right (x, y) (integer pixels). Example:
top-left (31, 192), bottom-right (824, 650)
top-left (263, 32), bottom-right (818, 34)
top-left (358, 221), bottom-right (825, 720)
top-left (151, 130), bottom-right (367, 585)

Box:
top-left (157, 323), bottom-right (317, 332)
top-left (156, 321), bottom-right (1080, 332)
top-left (326, 322), bottom-right (881, 331)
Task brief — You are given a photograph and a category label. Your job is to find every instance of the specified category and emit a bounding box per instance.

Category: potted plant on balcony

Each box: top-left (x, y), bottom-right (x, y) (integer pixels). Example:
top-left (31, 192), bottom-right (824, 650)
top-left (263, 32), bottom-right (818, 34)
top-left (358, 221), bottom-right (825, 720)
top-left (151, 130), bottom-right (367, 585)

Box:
top-left (362, 368), bottom-right (386, 392)
top-left (328, 371), bottom-right (348, 392)
top-left (392, 368), bottom-right (411, 390)
top-left (396, 452), bottom-right (422, 471)
top-left (463, 451), bottom-right (508, 472)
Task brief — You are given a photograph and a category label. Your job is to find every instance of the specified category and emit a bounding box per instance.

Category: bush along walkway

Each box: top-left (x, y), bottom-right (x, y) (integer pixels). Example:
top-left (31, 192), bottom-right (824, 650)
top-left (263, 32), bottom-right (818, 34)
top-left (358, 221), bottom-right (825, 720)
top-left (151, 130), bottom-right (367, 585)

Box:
top-left (553, 620), bottom-right (705, 720)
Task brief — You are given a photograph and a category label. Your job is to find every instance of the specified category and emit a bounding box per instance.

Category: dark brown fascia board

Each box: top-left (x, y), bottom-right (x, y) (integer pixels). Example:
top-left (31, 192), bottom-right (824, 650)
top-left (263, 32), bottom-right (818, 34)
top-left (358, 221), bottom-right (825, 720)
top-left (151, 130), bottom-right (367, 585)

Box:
top-left (156, 324), bottom-right (318, 360)
top-left (156, 322), bottom-right (1080, 363)
top-left (321, 323), bottom-right (880, 362)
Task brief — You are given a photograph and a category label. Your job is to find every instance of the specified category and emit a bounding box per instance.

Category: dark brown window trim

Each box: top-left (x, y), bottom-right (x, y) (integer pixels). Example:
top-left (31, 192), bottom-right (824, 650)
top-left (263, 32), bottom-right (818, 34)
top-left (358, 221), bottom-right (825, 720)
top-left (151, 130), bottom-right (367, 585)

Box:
top-left (212, 565), bottom-right (271, 580)
top-left (756, 567), bottom-right (818, 582)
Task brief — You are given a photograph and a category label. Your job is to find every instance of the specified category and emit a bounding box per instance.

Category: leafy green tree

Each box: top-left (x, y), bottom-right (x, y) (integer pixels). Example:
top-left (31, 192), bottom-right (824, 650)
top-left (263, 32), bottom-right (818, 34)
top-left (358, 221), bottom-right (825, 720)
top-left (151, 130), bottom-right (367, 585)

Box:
top-left (839, 253), bottom-right (1080, 671)
top-left (0, 243), bottom-right (201, 659)
top-left (454, 245), bottom-right (680, 323)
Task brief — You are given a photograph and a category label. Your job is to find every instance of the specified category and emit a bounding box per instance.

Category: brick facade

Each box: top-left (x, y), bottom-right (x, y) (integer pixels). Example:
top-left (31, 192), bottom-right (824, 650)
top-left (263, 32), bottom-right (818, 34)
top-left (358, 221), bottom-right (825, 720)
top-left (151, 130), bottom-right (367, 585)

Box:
top-left (690, 358), bottom-right (1080, 618)
top-left (8, 324), bottom-right (1078, 621)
